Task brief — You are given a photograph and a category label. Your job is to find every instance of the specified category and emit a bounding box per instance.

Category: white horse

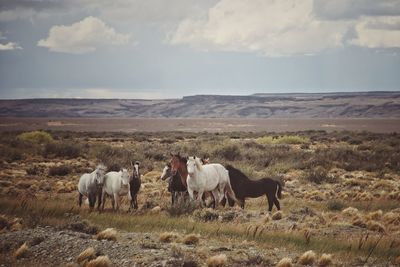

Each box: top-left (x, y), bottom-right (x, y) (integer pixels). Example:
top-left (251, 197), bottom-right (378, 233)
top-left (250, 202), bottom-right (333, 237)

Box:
top-left (77, 164), bottom-right (107, 210)
top-left (101, 169), bottom-right (132, 211)
top-left (186, 156), bottom-right (236, 208)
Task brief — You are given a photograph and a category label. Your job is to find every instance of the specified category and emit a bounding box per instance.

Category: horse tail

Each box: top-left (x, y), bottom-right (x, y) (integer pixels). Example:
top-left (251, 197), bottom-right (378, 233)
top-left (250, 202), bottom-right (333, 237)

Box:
top-left (225, 170), bottom-right (238, 203)
top-left (276, 180), bottom-right (283, 199)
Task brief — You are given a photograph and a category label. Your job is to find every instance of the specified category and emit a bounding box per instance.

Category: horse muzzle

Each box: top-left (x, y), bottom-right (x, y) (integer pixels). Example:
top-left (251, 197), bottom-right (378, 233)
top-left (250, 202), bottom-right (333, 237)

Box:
top-left (188, 172), bottom-right (194, 177)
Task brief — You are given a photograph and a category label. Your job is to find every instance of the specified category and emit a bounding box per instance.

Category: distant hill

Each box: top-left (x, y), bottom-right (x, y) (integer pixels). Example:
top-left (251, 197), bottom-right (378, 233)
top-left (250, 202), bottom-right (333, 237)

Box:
top-left (0, 92), bottom-right (399, 118)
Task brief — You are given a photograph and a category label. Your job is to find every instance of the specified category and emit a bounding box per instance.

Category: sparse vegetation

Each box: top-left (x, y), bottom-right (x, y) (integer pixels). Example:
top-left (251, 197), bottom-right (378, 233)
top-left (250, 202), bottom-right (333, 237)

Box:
top-left (48, 165), bottom-right (71, 176)
top-left (1, 130), bottom-right (400, 266)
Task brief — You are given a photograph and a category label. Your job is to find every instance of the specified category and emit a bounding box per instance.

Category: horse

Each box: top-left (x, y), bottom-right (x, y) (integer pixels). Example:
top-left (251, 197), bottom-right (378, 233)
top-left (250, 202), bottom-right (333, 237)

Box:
top-left (77, 164), bottom-right (107, 210)
top-left (129, 161), bottom-right (141, 210)
top-left (101, 168), bottom-right (131, 211)
top-left (160, 163), bottom-right (187, 205)
top-left (186, 156), bottom-right (236, 208)
top-left (169, 153), bottom-right (234, 208)
top-left (226, 165), bottom-right (283, 212)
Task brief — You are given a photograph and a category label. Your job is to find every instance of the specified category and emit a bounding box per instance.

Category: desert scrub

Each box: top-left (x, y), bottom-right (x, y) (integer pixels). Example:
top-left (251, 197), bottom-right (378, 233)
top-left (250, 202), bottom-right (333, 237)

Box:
top-left (256, 135), bottom-right (310, 145)
top-left (212, 143), bottom-right (242, 161)
top-left (43, 141), bottom-right (84, 159)
top-left (326, 200), bottom-right (345, 211)
top-left (48, 165), bottom-right (71, 176)
top-left (17, 131), bottom-right (53, 144)
top-left (304, 166), bottom-right (336, 184)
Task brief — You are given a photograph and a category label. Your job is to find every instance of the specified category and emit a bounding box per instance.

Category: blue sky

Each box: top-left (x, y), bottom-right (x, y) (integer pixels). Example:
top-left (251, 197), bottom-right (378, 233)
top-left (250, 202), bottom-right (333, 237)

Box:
top-left (0, 0), bottom-right (399, 99)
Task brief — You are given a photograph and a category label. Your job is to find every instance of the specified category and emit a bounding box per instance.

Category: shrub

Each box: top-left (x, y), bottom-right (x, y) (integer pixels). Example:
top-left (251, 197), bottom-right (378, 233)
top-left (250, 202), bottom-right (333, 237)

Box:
top-left (299, 250), bottom-right (316, 265)
top-left (276, 257), bottom-right (292, 267)
top-left (0, 147), bottom-right (22, 162)
top-left (182, 234), bottom-right (200, 245)
top-left (48, 165), bottom-right (71, 176)
top-left (86, 256), bottom-right (111, 267)
top-left (96, 228), bottom-right (117, 241)
top-left (26, 166), bottom-right (40, 175)
top-left (193, 208), bottom-right (219, 222)
top-left (326, 200), bottom-right (345, 211)
top-left (206, 254), bottom-right (227, 267)
top-left (304, 166), bottom-right (332, 184)
top-left (212, 144), bottom-right (241, 161)
top-left (17, 131), bottom-right (53, 144)
top-left (256, 135), bottom-right (310, 145)
top-left (43, 141), bottom-right (83, 159)
top-left (166, 199), bottom-right (198, 216)
top-left (159, 232), bottom-right (179, 243)
top-left (76, 247), bottom-right (96, 265)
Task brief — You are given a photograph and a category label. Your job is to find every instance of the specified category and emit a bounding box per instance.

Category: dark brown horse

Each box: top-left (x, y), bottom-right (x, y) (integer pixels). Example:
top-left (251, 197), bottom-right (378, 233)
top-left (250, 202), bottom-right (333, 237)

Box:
top-left (226, 165), bottom-right (283, 211)
top-left (129, 161), bottom-right (141, 210)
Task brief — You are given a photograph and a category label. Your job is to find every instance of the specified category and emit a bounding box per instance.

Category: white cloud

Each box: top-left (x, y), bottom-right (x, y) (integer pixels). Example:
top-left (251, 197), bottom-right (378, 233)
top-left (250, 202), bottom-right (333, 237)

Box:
top-left (0, 42), bottom-right (22, 50)
top-left (350, 16), bottom-right (400, 48)
top-left (37, 16), bottom-right (131, 54)
top-left (169, 0), bottom-right (349, 57)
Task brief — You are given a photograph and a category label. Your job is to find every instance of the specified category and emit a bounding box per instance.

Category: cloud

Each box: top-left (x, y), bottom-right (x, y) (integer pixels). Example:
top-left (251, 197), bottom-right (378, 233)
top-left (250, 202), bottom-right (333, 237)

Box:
top-left (0, 42), bottom-right (22, 50)
top-left (169, 0), bottom-right (400, 56)
top-left (37, 16), bottom-right (131, 54)
top-left (169, 0), bottom-right (348, 57)
top-left (350, 16), bottom-right (400, 48)
top-left (313, 0), bottom-right (400, 20)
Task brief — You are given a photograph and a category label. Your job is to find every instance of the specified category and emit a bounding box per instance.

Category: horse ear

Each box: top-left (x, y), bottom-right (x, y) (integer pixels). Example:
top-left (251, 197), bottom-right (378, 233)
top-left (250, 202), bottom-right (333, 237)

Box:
top-left (170, 152), bottom-right (173, 157)
top-left (193, 156), bottom-right (196, 159)
top-left (177, 152), bottom-right (180, 157)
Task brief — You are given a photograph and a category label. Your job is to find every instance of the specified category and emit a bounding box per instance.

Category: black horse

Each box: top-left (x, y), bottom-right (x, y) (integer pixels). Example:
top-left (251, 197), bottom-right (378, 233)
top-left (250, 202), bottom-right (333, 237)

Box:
top-left (129, 161), bottom-right (141, 210)
top-left (161, 163), bottom-right (187, 205)
top-left (226, 165), bottom-right (283, 211)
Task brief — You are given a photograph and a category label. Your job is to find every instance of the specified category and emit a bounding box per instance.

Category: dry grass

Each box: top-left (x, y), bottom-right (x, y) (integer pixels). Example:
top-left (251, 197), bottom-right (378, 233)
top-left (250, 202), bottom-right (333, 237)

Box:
top-left (159, 232), bottom-right (179, 243)
top-left (342, 207), bottom-right (359, 216)
top-left (206, 254), bottom-right (228, 267)
top-left (14, 242), bottom-right (29, 259)
top-left (76, 247), bottom-right (96, 265)
top-left (298, 250), bottom-right (316, 265)
top-left (182, 233), bottom-right (200, 245)
top-left (367, 220), bottom-right (386, 233)
top-left (86, 256), bottom-right (112, 267)
top-left (318, 253), bottom-right (333, 267)
top-left (272, 211), bottom-right (283, 220)
top-left (276, 257), bottom-right (292, 267)
top-left (95, 228), bottom-right (117, 241)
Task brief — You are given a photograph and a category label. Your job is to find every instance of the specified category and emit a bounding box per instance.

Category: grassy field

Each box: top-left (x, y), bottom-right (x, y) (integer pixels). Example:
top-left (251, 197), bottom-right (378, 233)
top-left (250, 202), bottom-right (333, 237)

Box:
top-left (0, 129), bottom-right (400, 266)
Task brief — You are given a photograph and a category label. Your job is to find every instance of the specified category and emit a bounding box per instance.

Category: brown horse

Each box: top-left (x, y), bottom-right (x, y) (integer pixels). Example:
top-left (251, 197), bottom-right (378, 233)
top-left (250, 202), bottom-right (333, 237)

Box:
top-left (169, 153), bottom-right (235, 208)
top-left (226, 165), bottom-right (283, 211)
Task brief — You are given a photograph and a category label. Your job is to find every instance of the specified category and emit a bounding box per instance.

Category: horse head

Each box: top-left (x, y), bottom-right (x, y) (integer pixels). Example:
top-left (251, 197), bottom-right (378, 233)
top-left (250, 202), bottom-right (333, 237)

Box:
top-left (95, 164), bottom-right (107, 187)
top-left (121, 168), bottom-right (130, 185)
top-left (169, 153), bottom-right (181, 176)
top-left (131, 161), bottom-right (140, 181)
top-left (160, 163), bottom-right (172, 181)
top-left (187, 156), bottom-right (201, 177)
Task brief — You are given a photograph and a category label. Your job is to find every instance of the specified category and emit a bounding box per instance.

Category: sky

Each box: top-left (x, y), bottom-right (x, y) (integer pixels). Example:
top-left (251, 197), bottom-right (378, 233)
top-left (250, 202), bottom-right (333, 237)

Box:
top-left (0, 0), bottom-right (400, 99)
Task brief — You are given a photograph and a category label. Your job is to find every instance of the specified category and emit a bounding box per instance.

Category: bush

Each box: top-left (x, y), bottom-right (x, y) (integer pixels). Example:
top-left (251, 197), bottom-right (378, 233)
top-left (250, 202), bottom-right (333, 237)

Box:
top-left (212, 144), bottom-right (241, 161)
top-left (256, 135), bottom-right (310, 145)
top-left (327, 200), bottom-right (345, 211)
top-left (304, 166), bottom-right (331, 184)
top-left (166, 198), bottom-right (198, 216)
top-left (43, 141), bottom-right (83, 159)
top-left (17, 131), bottom-right (53, 144)
top-left (48, 165), bottom-right (71, 176)
top-left (0, 147), bottom-right (22, 162)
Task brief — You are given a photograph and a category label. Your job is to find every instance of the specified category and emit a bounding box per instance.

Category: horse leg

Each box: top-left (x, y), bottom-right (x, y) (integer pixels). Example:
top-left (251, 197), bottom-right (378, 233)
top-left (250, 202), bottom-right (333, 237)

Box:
top-left (78, 193), bottom-right (83, 207)
top-left (211, 190), bottom-right (220, 209)
top-left (134, 194), bottom-right (138, 209)
top-left (101, 192), bottom-right (106, 211)
top-left (266, 194), bottom-right (274, 212)
top-left (114, 194), bottom-right (119, 211)
top-left (197, 190), bottom-right (204, 207)
top-left (240, 198), bottom-right (245, 209)
top-left (274, 197), bottom-right (281, 211)
top-left (97, 190), bottom-right (102, 211)
top-left (188, 187), bottom-right (195, 201)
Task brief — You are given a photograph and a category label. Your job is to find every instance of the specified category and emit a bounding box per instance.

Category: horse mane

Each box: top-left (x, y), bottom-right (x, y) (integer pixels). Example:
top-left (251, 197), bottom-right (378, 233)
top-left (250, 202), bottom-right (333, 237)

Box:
top-left (226, 165), bottom-right (250, 181)
top-left (96, 164), bottom-right (107, 171)
top-left (193, 157), bottom-right (203, 171)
